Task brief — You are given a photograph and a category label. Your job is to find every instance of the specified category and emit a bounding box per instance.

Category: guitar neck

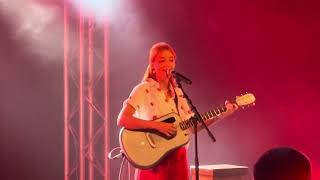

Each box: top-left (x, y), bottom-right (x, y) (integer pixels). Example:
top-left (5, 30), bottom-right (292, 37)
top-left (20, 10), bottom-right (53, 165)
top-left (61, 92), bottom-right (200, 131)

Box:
top-left (179, 105), bottom-right (227, 130)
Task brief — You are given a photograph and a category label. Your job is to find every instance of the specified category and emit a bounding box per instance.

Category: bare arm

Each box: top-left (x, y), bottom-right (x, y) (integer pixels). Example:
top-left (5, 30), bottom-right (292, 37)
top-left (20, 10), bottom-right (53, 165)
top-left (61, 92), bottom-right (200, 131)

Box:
top-left (117, 103), bottom-right (155, 129)
top-left (117, 104), bottom-right (177, 137)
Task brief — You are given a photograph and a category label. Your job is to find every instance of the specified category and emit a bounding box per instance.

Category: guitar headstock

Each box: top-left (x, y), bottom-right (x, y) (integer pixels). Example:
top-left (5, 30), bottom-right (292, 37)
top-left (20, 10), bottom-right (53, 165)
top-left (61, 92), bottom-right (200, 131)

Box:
top-left (235, 93), bottom-right (256, 108)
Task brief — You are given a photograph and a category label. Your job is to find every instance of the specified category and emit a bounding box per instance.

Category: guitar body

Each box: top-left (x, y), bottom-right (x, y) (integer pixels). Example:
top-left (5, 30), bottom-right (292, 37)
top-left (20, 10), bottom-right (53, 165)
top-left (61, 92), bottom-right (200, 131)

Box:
top-left (119, 93), bottom-right (256, 170)
top-left (119, 112), bottom-right (191, 169)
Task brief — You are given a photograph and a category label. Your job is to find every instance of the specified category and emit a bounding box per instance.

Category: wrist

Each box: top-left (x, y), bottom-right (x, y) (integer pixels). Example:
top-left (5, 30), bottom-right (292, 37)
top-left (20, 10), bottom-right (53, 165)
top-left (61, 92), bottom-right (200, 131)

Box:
top-left (148, 121), bottom-right (157, 129)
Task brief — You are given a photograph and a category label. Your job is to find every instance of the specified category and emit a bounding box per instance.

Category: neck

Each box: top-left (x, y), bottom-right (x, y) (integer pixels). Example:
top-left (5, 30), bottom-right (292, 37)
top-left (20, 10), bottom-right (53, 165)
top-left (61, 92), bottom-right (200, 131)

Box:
top-left (158, 79), bottom-right (170, 90)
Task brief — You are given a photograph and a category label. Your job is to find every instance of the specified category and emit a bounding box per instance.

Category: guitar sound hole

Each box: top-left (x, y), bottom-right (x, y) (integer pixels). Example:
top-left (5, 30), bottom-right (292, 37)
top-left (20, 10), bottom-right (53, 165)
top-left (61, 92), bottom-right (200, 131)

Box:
top-left (161, 117), bottom-right (176, 123)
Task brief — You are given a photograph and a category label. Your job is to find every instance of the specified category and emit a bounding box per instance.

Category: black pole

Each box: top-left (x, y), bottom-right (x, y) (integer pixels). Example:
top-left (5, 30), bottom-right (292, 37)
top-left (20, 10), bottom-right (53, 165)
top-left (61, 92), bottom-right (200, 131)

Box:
top-left (174, 74), bottom-right (216, 180)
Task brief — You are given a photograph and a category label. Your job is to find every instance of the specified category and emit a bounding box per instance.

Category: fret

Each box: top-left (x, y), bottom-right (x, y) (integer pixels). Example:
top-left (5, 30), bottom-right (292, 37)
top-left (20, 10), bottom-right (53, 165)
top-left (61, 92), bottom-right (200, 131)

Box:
top-left (179, 104), bottom-right (230, 131)
top-left (190, 119), bottom-right (195, 127)
top-left (217, 107), bottom-right (221, 113)
top-left (179, 104), bottom-right (229, 130)
top-left (210, 110), bottom-right (217, 117)
top-left (185, 121), bottom-right (189, 129)
top-left (205, 113), bottom-right (210, 119)
top-left (185, 121), bottom-right (189, 130)
top-left (183, 121), bottom-right (188, 129)
top-left (220, 106), bottom-right (224, 113)
top-left (183, 120), bottom-right (189, 129)
top-left (202, 114), bottom-right (208, 120)
top-left (179, 123), bottom-right (183, 130)
top-left (214, 108), bottom-right (220, 116)
top-left (206, 112), bottom-right (212, 119)
top-left (200, 114), bottom-right (205, 120)
top-left (187, 120), bottom-right (192, 128)
top-left (209, 110), bottom-right (214, 118)
top-left (201, 113), bottom-right (207, 120)
top-left (218, 106), bottom-right (225, 113)
top-left (217, 108), bottom-right (222, 115)
top-left (188, 119), bottom-right (193, 128)
top-left (180, 122), bottom-right (185, 130)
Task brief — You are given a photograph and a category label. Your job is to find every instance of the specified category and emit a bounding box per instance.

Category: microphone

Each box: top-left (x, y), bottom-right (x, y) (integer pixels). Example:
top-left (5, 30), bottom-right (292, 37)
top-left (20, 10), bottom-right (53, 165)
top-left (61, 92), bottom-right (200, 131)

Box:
top-left (166, 69), bottom-right (173, 78)
top-left (172, 71), bottom-right (192, 85)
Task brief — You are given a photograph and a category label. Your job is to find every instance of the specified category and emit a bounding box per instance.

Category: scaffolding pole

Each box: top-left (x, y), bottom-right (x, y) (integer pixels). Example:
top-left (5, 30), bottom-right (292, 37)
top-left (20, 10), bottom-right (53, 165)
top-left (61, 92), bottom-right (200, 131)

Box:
top-left (64, 1), bottom-right (109, 179)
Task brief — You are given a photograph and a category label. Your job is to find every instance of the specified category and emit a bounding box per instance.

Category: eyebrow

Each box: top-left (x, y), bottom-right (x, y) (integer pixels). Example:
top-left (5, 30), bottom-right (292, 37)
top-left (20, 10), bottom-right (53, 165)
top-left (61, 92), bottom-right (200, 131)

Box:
top-left (159, 56), bottom-right (174, 59)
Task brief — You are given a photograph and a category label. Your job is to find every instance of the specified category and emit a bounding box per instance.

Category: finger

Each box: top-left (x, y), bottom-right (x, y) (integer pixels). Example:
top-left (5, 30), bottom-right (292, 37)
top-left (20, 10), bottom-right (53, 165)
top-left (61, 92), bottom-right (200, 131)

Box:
top-left (162, 130), bottom-right (170, 136)
top-left (168, 131), bottom-right (176, 136)
top-left (168, 130), bottom-right (176, 136)
top-left (168, 128), bottom-right (176, 134)
top-left (226, 104), bottom-right (233, 110)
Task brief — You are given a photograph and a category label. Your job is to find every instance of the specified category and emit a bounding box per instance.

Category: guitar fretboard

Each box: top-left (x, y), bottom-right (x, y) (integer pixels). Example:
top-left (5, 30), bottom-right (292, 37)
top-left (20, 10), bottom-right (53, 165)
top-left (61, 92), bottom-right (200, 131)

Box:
top-left (179, 105), bottom-right (227, 130)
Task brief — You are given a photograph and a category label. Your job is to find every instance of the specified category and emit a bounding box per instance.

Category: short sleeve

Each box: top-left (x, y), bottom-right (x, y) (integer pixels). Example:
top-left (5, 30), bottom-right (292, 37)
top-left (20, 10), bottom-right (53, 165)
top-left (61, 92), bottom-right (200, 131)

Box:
top-left (124, 83), bottom-right (149, 111)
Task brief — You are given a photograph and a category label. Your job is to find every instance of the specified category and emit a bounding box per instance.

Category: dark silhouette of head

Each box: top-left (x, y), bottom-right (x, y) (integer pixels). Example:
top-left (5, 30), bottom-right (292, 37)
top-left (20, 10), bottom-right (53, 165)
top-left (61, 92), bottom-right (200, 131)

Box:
top-left (254, 147), bottom-right (311, 180)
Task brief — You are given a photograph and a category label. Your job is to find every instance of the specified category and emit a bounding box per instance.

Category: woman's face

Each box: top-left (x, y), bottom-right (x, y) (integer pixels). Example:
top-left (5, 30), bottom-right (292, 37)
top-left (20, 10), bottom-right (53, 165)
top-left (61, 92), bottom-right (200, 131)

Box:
top-left (152, 50), bottom-right (176, 82)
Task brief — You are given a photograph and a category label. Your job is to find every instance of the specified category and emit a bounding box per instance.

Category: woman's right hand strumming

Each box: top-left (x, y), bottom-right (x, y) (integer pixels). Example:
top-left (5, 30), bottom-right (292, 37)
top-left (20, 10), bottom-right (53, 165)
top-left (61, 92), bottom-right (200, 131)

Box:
top-left (152, 121), bottom-right (177, 137)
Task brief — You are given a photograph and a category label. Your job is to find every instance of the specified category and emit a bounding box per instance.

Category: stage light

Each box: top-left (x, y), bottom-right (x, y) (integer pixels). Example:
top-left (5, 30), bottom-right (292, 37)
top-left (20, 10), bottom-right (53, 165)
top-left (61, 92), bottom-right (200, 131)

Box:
top-left (70, 0), bottom-right (120, 22)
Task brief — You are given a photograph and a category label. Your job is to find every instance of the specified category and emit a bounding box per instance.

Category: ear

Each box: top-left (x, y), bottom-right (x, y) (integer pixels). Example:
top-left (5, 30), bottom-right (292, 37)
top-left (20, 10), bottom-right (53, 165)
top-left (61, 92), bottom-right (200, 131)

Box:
top-left (149, 64), bottom-right (156, 75)
top-left (150, 64), bottom-right (155, 71)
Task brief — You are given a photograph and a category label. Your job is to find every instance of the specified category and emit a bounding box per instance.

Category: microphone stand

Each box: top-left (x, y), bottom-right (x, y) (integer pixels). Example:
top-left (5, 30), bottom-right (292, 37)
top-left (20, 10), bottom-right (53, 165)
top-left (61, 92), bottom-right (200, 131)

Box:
top-left (174, 77), bottom-right (216, 180)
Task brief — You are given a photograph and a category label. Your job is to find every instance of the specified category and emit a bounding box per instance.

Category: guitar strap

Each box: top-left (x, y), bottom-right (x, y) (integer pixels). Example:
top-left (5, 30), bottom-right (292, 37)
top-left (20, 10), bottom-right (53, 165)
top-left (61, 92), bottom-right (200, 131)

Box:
top-left (169, 78), bottom-right (181, 116)
top-left (173, 87), bottom-right (181, 116)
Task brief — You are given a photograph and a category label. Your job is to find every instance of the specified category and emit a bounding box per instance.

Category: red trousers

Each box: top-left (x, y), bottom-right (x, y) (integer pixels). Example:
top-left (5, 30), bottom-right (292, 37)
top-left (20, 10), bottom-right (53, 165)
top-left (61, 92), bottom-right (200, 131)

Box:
top-left (135, 147), bottom-right (189, 180)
